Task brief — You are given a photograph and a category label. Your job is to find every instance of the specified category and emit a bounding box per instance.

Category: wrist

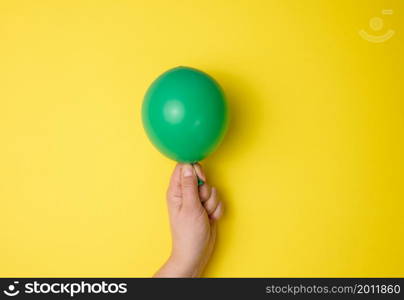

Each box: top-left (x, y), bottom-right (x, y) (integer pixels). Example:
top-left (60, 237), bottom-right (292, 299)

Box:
top-left (154, 253), bottom-right (201, 278)
top-left (167, 253), bottom-right (201, 277)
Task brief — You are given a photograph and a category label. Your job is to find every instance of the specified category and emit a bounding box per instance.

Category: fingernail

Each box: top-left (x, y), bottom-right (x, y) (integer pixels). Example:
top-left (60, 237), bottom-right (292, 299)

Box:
top-left (183, 165), bottom-right (194, 177)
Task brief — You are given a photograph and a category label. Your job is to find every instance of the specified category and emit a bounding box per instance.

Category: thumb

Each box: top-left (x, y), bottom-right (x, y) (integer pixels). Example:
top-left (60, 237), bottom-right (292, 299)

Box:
top-left (181, 164), bottom-right (200, 209)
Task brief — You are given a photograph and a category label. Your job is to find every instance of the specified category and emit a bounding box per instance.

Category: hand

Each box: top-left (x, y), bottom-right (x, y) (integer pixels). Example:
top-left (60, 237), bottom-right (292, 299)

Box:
top-left (154, 163), bottom-right (224, 277)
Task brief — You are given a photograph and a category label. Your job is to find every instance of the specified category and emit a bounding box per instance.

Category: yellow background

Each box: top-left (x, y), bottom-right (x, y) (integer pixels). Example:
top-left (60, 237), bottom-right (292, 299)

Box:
top-left (1, 0), bottom-right (403, 277)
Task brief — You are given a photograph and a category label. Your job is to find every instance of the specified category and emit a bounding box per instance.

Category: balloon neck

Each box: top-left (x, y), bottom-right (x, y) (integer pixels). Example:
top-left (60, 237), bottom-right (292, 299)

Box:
top-left (197, 177), bottom-right (204, 186)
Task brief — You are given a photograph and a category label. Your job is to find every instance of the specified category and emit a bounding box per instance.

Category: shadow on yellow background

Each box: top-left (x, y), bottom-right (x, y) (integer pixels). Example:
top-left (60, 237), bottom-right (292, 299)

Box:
top-left (0, 0), bottom-right (403, 277)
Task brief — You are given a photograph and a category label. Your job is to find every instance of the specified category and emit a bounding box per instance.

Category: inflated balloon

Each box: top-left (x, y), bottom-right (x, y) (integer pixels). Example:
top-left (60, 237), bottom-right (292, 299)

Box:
top-left (142, 66), bottom-right (228, 165)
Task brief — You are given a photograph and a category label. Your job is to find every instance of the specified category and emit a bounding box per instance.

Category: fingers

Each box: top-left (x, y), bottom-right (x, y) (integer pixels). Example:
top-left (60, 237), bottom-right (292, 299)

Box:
top-left (193, 163), bottom-right (211, 202)
top-left (181, 164), bottom-right (201, 210)
top-left (167, 164), bottom-right (182, 197)
top-left (203, 187), bottom-right (218, 215)
top-left (210, 201), bottom-right (224, 220)
top-left (203, 188), bottom-right (224, 220)
top-left (192, 163), bottom-right (206, 182)
top-left (166, 163), bottom-right (183, 211)
top-left (167, 163), bottom-right (223, 220)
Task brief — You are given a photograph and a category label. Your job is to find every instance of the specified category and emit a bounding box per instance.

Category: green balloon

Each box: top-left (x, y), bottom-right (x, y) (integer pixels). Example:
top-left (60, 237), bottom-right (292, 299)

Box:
top-left (142, 66), bottom-right (229, 163)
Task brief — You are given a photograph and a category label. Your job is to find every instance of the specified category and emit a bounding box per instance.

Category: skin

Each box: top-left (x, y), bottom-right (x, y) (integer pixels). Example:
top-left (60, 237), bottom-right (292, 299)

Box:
top-left (154, 163), bottom-right (224, 277)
